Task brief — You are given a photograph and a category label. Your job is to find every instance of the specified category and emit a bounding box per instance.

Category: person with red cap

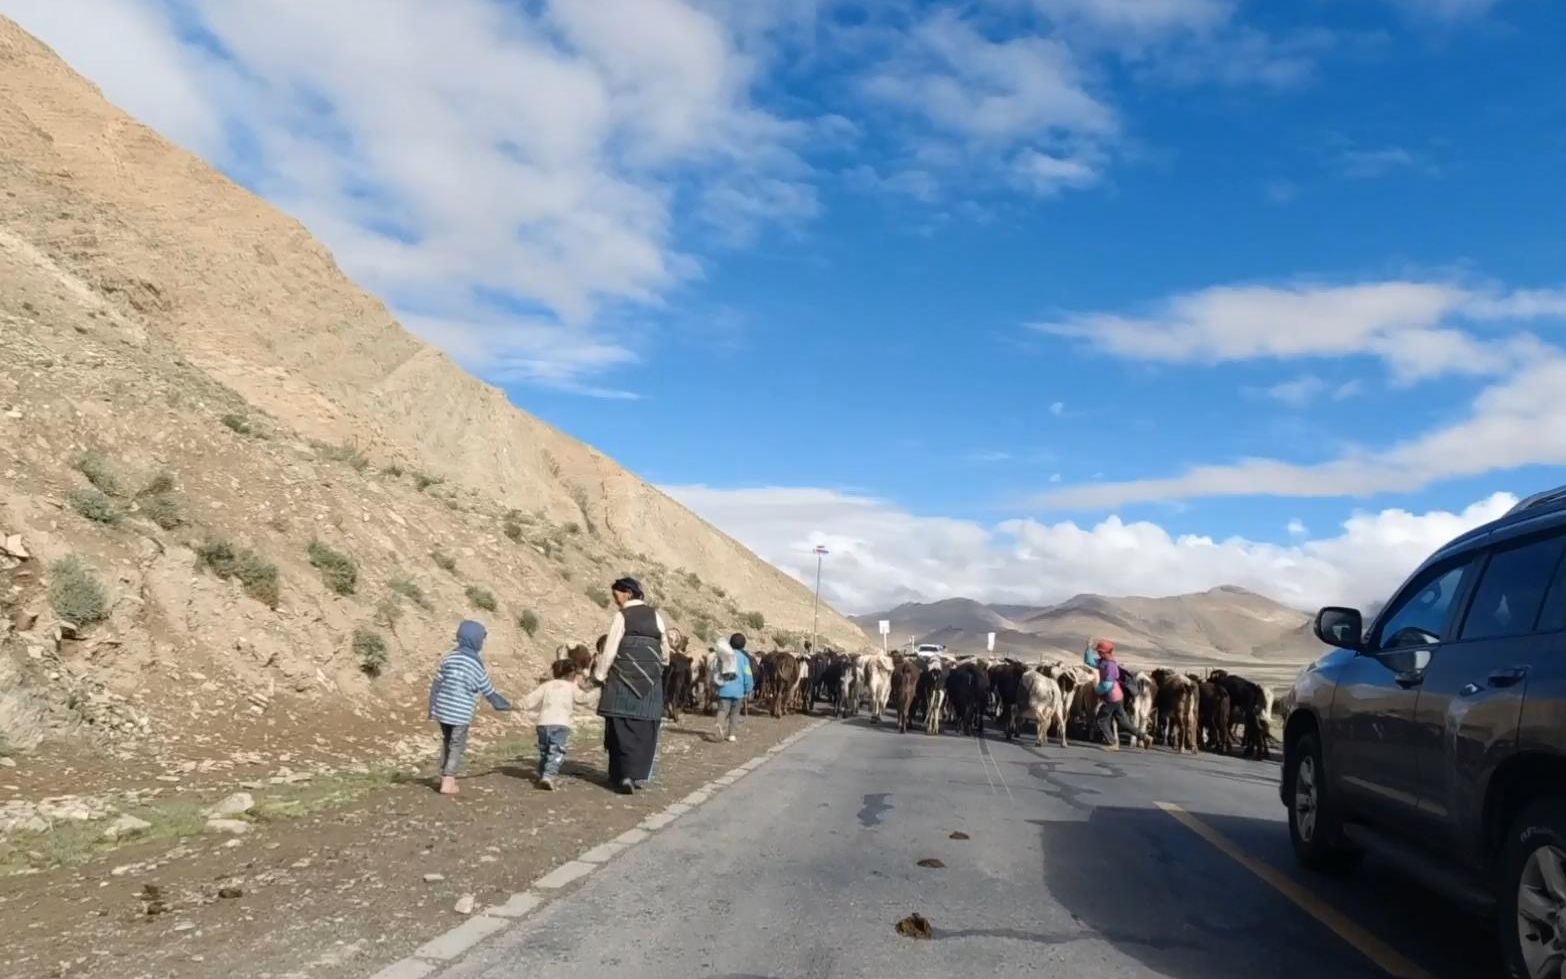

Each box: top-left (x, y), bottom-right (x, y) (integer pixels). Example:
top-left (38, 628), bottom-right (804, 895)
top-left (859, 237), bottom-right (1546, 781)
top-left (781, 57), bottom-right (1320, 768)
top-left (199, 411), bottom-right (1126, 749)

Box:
top-left (1084, 638), bottom-right (1136, 751)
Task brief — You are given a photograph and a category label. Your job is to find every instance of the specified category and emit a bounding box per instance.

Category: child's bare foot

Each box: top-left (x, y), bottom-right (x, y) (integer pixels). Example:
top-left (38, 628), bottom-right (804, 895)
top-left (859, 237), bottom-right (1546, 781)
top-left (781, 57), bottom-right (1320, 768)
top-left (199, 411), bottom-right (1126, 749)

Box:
top-left (438, 776), bottom-right (460, 795)
top-left (538, 777), bottom-right (555, 791)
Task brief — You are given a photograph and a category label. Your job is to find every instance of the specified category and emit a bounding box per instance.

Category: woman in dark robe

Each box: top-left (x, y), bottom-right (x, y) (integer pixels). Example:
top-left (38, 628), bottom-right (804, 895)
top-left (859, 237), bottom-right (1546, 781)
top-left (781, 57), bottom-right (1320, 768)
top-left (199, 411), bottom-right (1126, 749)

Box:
top-left (590, 577), bottom-right (668, 794)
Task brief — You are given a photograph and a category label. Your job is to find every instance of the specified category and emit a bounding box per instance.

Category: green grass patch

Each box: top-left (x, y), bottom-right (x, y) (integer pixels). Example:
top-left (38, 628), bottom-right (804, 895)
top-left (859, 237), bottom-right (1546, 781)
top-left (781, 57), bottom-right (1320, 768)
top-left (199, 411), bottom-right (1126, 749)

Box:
top-left (139, 471), bottom-right (176, 497)
top-left (307, 540), bottom-right (358, 596)
top-left (374, 595), bottom-right (402, 630)
top-left (315, 441), bottom-right (369, 470)
top-left (220, 413), bottom-right (255, 436)
top-left (0, 801), bottom-right (206, 876)
top-left (48, 556), bottom-right (108, 627)
top-left (518, 609), bottom-right (540, 636)
top-left (389, 575), bottom-right (432, 609)
top-left (137, 493), bottom-right (182, 530)
top-left (196, 537), bottom-right (281, 607)
top-left (68, 488), bottom-right (120, 525)
top-left (692, 616), bottom-right (714, 642)
top-left (353, 627), bottom-right (388, 676)
top-left (72, 450), bottom-right (122, 496)
top-left (431, 550), bottom-right (458, 574)
top-left (465, 585), bottom-right (497, 612)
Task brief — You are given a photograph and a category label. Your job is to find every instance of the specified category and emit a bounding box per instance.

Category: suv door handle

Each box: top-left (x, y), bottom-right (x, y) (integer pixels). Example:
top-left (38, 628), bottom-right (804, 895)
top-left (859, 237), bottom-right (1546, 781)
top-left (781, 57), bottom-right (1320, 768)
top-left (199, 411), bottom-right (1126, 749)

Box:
top-left (1487, 666), bottom-right (1530, 688)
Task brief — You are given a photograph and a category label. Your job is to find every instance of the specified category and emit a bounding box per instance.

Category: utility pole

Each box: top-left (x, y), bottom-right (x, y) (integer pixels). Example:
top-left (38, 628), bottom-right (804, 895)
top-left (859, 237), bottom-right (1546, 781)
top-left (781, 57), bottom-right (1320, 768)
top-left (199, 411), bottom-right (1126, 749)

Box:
top-left (811, 545), bottom-right (828, 652)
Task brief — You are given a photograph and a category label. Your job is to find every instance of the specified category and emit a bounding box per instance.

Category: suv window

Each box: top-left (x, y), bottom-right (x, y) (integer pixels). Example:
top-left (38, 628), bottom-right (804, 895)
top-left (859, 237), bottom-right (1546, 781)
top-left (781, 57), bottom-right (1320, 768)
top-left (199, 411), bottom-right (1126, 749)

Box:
top-left (1376, 562), bottom-right (1473, 651)
top-left (1533, 547), bottom-right (1566, 634)
top-left (1460, 534), bottom-right (1566, 641)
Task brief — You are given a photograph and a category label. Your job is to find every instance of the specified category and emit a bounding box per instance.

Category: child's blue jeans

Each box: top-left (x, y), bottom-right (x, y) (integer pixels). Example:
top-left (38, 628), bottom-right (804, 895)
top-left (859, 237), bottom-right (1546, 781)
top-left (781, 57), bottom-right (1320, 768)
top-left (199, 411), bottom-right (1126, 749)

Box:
top-left (537, 725), bottom-right (569, 779)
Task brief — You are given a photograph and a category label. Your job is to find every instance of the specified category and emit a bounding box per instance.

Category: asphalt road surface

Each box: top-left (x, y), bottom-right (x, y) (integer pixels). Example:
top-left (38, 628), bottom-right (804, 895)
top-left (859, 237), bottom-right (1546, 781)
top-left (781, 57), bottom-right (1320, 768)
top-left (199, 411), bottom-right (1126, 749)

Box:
top-left (441, 717), bottom-right (1502, 979)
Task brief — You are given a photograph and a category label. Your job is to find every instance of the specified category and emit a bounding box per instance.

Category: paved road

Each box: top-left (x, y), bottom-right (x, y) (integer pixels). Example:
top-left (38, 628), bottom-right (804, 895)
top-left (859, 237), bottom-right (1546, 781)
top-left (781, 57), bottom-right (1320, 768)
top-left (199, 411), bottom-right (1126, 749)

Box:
top-left (442, 718), bottom-right (1501, 979)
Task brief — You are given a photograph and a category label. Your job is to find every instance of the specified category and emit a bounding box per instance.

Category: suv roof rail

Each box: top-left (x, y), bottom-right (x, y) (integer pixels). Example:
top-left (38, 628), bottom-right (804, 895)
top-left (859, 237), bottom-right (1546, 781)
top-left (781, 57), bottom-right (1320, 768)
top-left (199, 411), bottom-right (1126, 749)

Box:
top-left (1507, 484), bottom-right (1566, 517)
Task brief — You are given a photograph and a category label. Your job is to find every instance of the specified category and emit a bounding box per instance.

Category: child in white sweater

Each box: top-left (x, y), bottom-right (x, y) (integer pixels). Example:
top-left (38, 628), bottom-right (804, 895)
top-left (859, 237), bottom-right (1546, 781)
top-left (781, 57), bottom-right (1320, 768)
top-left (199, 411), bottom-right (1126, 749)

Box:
top-left (520, 660), bottom-right (599, 790)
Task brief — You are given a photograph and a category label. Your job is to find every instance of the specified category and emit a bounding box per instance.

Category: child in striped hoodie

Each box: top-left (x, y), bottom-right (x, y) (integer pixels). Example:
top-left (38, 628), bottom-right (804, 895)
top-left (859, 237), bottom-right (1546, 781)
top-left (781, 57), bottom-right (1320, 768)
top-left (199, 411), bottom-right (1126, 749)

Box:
top-left (428, 620), bottom-right (511, 796)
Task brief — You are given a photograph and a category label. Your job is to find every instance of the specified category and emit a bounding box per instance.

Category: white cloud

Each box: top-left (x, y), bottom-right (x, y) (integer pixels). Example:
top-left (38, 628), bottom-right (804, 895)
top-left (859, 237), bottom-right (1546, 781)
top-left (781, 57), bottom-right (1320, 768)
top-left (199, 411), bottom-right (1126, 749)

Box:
top-left (864, 11), bottom-right (1116, 144)
top-left (1034, 279), bottom-right (1563, 382)
top-left (1257, 375), bottom-right (1361, 407)
top-left (1030, 274), bottom-right (1566, 510)
top-left (1262, 375), bottom-right (1326, 407)
top-left (1339, 146), bottom-right (1425, 180)
top-left (1049, 401), bottom-right (1067, 417)
top-left (1030, 0), bottom-right (1234, 41)
top-left (859, 9), bottom-right (1115, 200)
top-left (1042, 353), bottom-right (1566, 508)
top-left (4, 0), bottom-right (815, 394)
top-left (1385, 0), bottom-right (1505, 21)
top-left (1287, 519), bottom-right (1308, 537)
top-left (664, 483), bottom-right (1516, 613)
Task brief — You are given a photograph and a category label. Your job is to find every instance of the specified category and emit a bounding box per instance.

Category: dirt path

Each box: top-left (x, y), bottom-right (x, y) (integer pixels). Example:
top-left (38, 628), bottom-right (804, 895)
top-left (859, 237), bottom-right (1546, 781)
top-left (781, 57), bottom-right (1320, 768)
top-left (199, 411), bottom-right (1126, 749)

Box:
top-left (2, 711), bottom-right (816, 979)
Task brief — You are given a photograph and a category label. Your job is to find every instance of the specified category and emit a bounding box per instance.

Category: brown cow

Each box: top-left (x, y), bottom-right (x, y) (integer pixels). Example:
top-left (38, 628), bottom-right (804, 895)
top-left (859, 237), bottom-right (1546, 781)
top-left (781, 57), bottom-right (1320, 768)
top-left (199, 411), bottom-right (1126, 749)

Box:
top-left (890, 659), bottom-right (920, 733)
top-left (1198, 681), bottom-right (1233, 754)
top-left (1155, 673), bottom-right (1200, 753)
top-left (762, 651), bottom-right (801, 718)
top-left (663, 653), bottom-right (694, 722)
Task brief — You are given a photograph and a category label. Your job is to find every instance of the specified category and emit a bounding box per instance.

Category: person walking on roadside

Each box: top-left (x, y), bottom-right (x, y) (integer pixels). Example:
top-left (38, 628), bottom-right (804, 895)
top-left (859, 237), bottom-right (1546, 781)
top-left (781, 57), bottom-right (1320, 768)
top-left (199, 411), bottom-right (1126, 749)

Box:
top-left (591, 577), bottom-right (668, 794)
top-left (1083, 638), bottom-right (1135, 751)
top-left (732, 632), bottom-right (761, 716)
top-left (428, 620), bottom-right (511, 795)
top-left (519, 659), bottom-right (599, 790)
top-left (709, 633), bottom-right (756, 742)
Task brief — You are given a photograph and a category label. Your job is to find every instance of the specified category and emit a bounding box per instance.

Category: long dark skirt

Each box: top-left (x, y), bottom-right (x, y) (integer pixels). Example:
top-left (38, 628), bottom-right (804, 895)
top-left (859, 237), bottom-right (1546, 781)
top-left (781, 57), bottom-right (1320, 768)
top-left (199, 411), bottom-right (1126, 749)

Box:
top-left (604, 716), bottom-right (660, 784)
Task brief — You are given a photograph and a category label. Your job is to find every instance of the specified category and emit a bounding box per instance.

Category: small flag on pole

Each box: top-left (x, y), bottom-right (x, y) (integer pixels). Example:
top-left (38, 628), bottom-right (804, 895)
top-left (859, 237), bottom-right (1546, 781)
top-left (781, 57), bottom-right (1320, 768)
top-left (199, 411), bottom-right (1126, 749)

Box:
top-left (813, 545), bottom-right (829, 556)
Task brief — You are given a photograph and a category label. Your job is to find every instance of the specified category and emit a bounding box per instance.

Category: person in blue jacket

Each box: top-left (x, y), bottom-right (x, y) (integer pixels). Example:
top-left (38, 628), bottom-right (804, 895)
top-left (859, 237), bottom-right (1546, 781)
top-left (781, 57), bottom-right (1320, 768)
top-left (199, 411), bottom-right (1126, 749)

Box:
top-left (709, 632), bottom-right (756, 742)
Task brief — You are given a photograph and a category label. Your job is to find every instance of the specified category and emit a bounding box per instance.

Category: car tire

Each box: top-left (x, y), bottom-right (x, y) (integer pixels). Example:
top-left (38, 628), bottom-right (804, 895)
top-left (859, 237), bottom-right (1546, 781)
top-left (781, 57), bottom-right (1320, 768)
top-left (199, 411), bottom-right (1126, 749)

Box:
top-left (1499, 799), bottom-right (1566, 979)
top-left (1287, 732), bottom-right (1360, 874)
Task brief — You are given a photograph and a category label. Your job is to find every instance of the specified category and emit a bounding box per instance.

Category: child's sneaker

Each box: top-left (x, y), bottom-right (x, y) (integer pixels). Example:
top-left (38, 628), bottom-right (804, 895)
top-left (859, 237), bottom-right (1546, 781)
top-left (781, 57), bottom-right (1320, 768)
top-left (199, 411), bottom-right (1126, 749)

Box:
top-left (726, 735), bottom-right (737, 743)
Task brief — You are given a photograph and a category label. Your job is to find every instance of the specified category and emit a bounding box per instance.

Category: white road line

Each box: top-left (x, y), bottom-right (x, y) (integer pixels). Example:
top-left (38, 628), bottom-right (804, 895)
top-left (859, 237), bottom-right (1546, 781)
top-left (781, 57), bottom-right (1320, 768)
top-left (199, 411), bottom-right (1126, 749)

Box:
top-left (980, 736), bottom-right (1016, 803)
top-left (973, 732), bottom-right (998, 795)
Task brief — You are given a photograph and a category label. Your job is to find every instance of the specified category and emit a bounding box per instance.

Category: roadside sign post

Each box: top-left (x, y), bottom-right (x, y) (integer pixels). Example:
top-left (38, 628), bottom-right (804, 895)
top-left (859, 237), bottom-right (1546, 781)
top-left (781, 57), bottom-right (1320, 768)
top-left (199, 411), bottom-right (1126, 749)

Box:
top-left (986, 632), bottom-right (996, 653)
top-left (878, 619), bottom-right (890, 654)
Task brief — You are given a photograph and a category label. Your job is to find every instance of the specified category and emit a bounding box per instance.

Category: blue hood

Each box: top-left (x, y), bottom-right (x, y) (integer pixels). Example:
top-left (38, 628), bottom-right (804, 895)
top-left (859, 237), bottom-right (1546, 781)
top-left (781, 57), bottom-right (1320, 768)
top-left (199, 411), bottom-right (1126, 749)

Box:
top-left (455, 620), bottom-right (487, 659)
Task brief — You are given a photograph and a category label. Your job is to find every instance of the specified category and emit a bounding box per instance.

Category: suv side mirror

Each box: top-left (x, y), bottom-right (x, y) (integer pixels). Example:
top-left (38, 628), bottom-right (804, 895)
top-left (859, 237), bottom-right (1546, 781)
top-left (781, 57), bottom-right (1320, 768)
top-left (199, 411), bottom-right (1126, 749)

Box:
top-left (1314, 607), bottom-right (1365, 651)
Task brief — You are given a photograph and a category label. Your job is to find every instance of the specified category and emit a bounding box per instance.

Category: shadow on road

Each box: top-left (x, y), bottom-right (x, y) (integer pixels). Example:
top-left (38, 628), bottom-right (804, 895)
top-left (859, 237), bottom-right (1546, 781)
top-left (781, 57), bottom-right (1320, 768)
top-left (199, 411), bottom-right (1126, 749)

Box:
top-left (1024, 805), bottom-right (1497, 979)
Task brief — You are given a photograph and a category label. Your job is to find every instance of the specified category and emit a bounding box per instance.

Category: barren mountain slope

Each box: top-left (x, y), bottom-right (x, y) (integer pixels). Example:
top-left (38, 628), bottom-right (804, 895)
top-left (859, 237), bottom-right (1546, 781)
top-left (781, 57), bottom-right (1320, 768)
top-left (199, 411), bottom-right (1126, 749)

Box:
top-left (0, 16), bottom-right (860, 781)
top-left (850, 597), bottom-right (1021, 641)
top-left (0, 17), bottom-right (855, 651)
top-left (857, 586), bottom-right (1320, 671)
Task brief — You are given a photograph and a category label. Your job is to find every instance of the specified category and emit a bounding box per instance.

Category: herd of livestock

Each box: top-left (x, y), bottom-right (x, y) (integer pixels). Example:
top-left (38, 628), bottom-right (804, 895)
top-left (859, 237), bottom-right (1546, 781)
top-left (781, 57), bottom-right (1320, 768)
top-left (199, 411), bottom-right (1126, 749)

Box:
top-left (559, 635), bottom-right (1281, 761)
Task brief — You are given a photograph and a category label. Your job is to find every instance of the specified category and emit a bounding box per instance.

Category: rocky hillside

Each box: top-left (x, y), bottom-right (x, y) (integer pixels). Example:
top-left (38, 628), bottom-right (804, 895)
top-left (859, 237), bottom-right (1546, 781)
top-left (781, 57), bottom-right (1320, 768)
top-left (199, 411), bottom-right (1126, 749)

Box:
top-left (856, 586), bottom-right (1320, 666)
top-left (0, 17), bottom-right (862, 776)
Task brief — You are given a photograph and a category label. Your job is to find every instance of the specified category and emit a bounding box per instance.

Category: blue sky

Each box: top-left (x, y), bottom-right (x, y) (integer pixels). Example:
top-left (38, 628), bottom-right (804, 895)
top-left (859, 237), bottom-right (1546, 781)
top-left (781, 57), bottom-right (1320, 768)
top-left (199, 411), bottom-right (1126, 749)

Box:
top-left (8, 0), bottom-right (1565, 613)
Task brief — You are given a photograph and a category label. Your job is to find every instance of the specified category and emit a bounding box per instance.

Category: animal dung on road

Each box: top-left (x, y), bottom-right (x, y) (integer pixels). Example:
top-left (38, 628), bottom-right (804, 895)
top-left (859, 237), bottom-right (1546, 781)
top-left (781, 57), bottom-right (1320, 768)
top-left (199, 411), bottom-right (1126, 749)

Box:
top-left (217, 887), bottom-right (244, 900)
top-left (916, 858), bottom-right (945, 869)
top-left (895, 913), bottom-right (933, 939)
top-left (948, 831), bottom-right (970, 840)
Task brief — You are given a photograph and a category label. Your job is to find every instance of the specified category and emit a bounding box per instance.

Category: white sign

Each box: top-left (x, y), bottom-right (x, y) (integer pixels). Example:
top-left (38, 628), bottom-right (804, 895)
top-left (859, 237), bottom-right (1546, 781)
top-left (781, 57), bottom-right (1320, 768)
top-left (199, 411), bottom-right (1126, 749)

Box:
top-left (878, 620), bottom-right (891, 636)
top-left (986, 632), bottom-right (996, 652)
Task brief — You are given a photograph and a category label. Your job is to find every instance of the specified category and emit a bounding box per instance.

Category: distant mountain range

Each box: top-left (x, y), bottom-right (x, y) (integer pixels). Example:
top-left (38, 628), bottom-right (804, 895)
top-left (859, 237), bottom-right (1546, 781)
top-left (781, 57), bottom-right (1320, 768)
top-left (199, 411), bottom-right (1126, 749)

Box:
top-left (851, 586), bottom-right (1321, 670)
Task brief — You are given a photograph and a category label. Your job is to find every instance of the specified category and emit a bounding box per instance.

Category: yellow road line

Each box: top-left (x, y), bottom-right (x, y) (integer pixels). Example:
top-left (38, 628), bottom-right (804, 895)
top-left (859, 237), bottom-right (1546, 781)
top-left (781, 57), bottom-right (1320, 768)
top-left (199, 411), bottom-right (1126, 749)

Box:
top-left (1155, 801), bottom-right (1434, 979)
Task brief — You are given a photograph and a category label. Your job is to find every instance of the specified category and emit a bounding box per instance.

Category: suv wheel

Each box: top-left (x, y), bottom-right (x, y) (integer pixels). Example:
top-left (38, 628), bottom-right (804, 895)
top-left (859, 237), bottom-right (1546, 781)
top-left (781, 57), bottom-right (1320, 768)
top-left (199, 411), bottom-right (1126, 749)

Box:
top-left (1287, 732), bottom-right (1360, 874)
top-left (1501, 800), bottom-right (1566, 979)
